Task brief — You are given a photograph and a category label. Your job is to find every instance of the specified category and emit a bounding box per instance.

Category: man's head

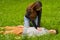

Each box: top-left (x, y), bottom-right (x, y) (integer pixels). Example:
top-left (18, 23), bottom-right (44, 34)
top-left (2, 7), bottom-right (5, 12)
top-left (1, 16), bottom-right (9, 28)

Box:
top-left (34, 1), bottom-right (42, 11)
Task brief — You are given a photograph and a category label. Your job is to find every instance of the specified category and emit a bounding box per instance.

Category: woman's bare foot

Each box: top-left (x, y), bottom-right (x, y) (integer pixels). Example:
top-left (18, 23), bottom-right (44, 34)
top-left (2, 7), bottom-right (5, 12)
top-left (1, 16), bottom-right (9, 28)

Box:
top-left (0, 31), bottom-right (4, 34)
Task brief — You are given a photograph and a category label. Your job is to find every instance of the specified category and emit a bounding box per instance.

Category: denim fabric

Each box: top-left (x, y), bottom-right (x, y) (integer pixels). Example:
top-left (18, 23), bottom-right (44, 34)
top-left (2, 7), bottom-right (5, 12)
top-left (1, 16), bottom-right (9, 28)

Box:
top-left (24, 16), bottom-right (38, 27)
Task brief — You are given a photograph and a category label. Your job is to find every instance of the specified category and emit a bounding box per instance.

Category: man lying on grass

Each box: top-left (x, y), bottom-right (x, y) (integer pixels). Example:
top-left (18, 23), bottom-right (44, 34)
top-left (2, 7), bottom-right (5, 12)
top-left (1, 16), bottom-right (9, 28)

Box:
top-left (0, 25), bottom-right (57, 36)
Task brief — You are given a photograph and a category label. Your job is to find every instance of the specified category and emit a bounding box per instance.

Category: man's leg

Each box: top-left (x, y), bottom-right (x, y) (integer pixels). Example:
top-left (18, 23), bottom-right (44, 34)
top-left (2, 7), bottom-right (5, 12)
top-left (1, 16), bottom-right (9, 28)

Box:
top-left (24, 16), bottom-right (30, 28)
top-left (35, 16), bottom-right (38, 26)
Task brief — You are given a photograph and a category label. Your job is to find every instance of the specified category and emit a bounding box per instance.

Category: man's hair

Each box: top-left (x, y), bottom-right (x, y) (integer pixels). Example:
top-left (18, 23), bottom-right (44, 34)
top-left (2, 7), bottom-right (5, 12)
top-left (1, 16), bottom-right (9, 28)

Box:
top-left (26, 1), bottom-right (42, 20)
top-left (34, 1), bottom-right (42, 8)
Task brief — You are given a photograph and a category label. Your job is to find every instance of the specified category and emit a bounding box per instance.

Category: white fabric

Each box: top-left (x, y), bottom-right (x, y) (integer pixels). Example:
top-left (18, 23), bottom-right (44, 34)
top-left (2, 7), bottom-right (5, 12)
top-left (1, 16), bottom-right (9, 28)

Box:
top-left (23, 27), bottom-right (49, 36)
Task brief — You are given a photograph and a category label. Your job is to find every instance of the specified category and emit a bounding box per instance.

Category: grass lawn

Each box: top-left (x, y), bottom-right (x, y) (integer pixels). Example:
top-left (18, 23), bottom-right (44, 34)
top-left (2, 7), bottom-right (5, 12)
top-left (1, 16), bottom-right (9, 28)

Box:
top-left (0, 0), bottom-right (60, 40)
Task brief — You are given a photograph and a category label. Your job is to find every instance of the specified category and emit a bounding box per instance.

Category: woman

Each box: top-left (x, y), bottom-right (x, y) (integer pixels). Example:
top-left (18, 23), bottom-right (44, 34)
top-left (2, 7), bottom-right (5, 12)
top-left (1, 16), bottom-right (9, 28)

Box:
top-left (0, 25), bottom-right (57, 36)
top-left (24, 1), bottom-right (42, 30)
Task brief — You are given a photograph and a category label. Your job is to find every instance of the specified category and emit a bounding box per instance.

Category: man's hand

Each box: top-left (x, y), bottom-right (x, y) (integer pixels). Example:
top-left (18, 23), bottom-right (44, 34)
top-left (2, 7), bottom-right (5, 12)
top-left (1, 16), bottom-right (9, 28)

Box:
top-left (37, 27), bottom-right (42, 31)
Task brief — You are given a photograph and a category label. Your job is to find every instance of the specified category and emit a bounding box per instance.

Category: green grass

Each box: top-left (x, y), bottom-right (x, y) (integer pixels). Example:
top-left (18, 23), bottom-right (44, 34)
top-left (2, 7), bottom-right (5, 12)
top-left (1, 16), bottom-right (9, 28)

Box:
top-left (0, 0), bottom-right (60, 40)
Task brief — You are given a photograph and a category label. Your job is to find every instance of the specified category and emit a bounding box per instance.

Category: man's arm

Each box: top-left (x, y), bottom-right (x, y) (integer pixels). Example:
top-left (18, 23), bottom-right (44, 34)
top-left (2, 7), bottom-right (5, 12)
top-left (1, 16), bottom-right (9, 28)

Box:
top-left (31, 20), bottom-right (37, 29)
top-left (37, 8), bottom-right (42, 27)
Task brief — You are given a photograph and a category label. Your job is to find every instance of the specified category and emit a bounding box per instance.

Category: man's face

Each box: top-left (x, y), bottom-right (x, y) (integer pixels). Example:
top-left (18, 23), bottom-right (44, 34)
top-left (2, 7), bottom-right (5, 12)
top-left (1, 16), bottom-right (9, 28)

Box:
top-left (36, 7), bottom-right (42, 11)
top-left (35, 4), bottom-right (42, 11)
